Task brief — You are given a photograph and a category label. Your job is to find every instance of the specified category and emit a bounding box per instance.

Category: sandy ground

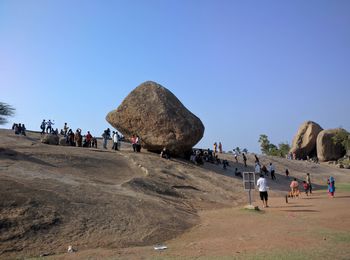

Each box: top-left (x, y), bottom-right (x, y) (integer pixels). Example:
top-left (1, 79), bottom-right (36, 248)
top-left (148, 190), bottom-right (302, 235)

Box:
top-left (1, 129), bottom-right (350, 259)
top-left (48, 191), bottom-right (350, 260)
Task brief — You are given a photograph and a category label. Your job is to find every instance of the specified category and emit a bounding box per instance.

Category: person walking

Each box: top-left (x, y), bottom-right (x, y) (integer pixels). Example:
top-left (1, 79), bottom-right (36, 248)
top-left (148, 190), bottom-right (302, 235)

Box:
top-left (285, 168), bottom-right (289, 178)
top-left (327, 176), bottom-right (335, 198)
top-left (268, 162), bottom-right (276, 180)
top-left (254, 154), bottom-right (260, 164)
top-left (306, 173), bottom-right (312, 194)
top-left (257, 174), bottom-right (269, 208)
top-left (242, 153), bottom-right (247, 167)
top-left (233, 149), bottom-right (238, 163)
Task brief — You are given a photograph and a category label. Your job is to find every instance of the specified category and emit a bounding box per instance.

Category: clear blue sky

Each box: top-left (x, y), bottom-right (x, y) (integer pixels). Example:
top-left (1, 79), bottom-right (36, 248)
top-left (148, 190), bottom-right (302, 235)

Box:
top-left (1, 0), bottom-right (349, 153)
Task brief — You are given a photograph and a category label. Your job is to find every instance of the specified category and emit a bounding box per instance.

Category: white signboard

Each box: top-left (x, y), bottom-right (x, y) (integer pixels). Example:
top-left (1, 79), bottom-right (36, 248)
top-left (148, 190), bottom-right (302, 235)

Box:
top-left (243, 172), bottom-right (255, 191)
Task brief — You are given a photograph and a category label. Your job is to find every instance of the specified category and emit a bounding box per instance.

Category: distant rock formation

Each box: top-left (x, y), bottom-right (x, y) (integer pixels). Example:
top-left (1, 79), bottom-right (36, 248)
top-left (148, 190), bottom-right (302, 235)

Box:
top-left (41, 134), bottom-right (59, 145)
top-left (106, 81), bottom-right (205, 156)
top-left (317, 128), bottom-right (347, 162)
top-left (290, 121), bottom-right (323, 159)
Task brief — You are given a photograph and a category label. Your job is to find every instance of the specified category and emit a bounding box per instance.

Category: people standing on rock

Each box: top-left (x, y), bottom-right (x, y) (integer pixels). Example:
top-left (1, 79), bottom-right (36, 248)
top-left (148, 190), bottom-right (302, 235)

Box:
top-left (242, 153), bottom-right (247, 167)
top-left (17, 123), bottom-right (22, 134)
top-left (218, 142), bottom-right (222, 153)
top-left (91, 137), bottom-right (97, 148)
top-left (85, 131), bottom-right (92, 147)
top-left (68, 129), bottom-right (75, 146)
top-left (135, 135), bottom-right (141, 152)
top-left (213, 142), bottom-right (217, 156)
top-left (233, 149), bottom-right (238, 163)
top-left (20, 124), bottom-right (26, 136)
top-left (255, 162), bottom-right (261, 175)
top-left (12, 123), bottom-right (19, 134)
top-left (254, 154), bottom-right (260, 164)
top-left (131, 135), bottom-right (137, 152)
top-left (63, 123), bottom-right (69, 136)
top-left (40, 120), bottom-right (46, 134)
top-left (306, 173), bottom-right (312, 194)
top-left (111, 131), bottom-right (116, 150)
top-left (46, 120), bottom-right (54, 134)
top-left (257, 174), bottom-right (269, 208)
top-left (268, 162), bottom-right (276, 180)
top-left (112, 131), bottom-right (119, 151)
top-left (327, 176), bottom-right (335, 198)
top-left (102, 128), bottom-right (110, 149)
top-left (75, 128), bottom-right (82, 147)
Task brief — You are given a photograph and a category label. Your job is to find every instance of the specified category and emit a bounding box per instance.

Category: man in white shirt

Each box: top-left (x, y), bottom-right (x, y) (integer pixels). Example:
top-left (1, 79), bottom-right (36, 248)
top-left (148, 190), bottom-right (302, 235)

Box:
top-left (268, 162), bottom-right (276, 180)
top-left (256, 174), bottom-right (269, 208)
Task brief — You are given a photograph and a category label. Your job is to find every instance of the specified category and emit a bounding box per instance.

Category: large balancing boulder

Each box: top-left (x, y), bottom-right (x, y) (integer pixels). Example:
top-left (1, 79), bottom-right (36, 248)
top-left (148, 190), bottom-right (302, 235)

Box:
top-left (106, 81), bottom-right (204, 155)
top-left (290, 121), bottom-right (323, 159)
top-left (41, 134), bottom-right (59, 145)
top-left (317, 128), bottom-right (347, 162)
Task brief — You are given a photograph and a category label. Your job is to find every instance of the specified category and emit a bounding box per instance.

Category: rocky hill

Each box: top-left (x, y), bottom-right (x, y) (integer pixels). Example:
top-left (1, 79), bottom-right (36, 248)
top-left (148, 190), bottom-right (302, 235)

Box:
top-left (0, 129), bottom-right (349, 258)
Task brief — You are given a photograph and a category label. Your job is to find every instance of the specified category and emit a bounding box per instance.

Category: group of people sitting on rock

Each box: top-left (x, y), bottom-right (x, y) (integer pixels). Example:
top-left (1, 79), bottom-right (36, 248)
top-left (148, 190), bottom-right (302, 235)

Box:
top-left (286, 152), bottom-right (319, 163)
top-left (189, 148), bottom-right (226, 167)
top-left (64, 128), bottom-right (97, 148)
top-left (160, 147), bottom-right (171, 159)
top-left (12, 123), bottom-right (26, 136)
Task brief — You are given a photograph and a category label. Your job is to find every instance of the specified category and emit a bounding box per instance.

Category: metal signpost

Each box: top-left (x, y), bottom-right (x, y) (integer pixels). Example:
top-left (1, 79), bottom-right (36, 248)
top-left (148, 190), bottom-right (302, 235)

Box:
top-left (243, 172), bottom-right (255, 206)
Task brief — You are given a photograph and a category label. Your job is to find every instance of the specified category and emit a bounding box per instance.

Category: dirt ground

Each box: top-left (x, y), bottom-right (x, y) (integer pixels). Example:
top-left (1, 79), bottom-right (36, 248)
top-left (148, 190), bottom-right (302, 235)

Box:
top-left (1, 129), bottom-right (350, 259)
top-left (48, 190), bottom-right (350, 260)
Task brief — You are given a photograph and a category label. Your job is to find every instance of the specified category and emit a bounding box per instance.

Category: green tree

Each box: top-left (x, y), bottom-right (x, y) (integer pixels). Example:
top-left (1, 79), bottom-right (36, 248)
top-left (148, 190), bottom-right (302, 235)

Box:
top-left (242, 148), bottom-right (248, 154)
top-left (0, 102), bottom-right (15, 125)
top-left (235, 147), bottom-right (241, 154)
top-left (258, 134), bottom-right (270, 154)
top-left (332, 129), bottom-right (350, 153)
top-left (258, 134), bottom-right (291, 157)
top-left (278, 142), bottom-right (291, 157)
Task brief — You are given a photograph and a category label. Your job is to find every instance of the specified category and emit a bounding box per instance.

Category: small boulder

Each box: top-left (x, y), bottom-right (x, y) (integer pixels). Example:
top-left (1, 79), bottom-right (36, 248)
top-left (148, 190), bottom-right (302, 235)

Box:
top-left (41, 134), bottom-right (59, 145)
top-left (290, 121), bottom-right (323, 159)
top-left (317, 129), bottom-right (347, 162)
top-left (59, 137), bottom-right (69, 146)
top-left (106, 81), bottom-right (204, 156)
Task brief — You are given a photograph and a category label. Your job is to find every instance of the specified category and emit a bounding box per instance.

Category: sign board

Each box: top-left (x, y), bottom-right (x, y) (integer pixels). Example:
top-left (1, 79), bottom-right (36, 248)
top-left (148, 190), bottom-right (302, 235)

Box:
top-left (243, 172), bottom-right (255, 191)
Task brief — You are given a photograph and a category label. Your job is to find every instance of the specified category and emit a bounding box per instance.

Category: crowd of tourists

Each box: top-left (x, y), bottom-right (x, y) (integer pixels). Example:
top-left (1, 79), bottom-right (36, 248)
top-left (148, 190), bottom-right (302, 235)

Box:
top-left (12, 123), bottom-right (26, 136)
